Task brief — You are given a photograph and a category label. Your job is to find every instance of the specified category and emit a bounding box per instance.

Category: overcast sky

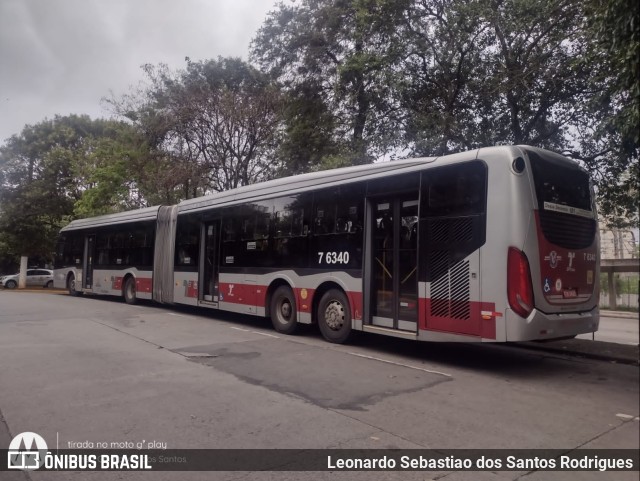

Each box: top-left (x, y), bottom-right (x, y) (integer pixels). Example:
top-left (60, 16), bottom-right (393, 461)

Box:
top-left (0, 0), bottom-right (279, 145)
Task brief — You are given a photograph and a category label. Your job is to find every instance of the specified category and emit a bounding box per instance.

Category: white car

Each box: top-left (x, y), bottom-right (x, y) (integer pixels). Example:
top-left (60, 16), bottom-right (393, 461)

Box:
top-left (0, 269), bottom-right (54, 289)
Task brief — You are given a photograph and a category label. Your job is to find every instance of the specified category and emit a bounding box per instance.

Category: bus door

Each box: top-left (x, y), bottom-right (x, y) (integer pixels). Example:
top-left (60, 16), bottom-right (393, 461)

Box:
top-left (199, 221), bottom-right (220, 303)
top-left (369, 197), bottom-right (419, 332)
top-left (83, 234), bottom-right (95, 289)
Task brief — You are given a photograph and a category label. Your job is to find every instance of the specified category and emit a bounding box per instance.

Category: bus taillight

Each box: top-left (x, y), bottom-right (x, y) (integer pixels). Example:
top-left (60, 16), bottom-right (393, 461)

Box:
top-left (507, 247), bottom-right (534, 318)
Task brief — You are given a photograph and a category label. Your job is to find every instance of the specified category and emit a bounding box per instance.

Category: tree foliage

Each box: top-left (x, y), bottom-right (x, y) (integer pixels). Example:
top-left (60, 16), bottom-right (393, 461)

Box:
top-left (108, 57), bottom-right (284, 194)
top-left (581, 0), bottom-right (640, 227)
top-left (251, 0), bottom-right (638, 225)
top-left (0, 115), bottom-right (150, 260)
top-left (1, 0), bottom-right (638, 269)
top-left (252, 0), bottom-right (408, 165)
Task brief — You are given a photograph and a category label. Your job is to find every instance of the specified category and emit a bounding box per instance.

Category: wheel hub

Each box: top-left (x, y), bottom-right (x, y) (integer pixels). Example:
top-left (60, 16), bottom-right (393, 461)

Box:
top-left (324, 301), bottom-right (344, 330)
top-left (280, 301), bottom-right (291, 319)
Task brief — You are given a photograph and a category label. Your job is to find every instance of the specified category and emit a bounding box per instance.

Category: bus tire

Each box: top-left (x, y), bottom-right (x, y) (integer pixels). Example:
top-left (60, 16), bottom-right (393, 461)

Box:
top-left (123, 276), bottom-right (137, 305)
top-left (270, 285), bottom-right (298, 334)
top-left (317, 289), bottom-right (352, 344)
top-left (67, 274), bottom-right (83, 296)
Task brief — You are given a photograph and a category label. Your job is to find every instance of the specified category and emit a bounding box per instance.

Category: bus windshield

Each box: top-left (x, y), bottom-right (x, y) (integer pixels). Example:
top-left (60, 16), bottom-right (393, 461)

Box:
top-left (528, 149), bottom-right (592, 215)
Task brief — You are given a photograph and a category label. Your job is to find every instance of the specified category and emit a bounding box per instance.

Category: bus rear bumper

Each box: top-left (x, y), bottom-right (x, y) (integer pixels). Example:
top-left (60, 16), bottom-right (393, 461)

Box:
top-left (505, 306), bottom-right (600, 342)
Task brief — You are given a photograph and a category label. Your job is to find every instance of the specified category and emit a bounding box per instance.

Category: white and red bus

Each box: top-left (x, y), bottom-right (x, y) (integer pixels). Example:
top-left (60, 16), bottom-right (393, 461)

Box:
top-left (54, 145), bottom-right (600, 343)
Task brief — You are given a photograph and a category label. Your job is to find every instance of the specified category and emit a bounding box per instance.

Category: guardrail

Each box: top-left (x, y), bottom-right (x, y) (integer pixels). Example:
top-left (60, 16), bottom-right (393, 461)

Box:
top-left (601, 259), bottom-right (639, 310)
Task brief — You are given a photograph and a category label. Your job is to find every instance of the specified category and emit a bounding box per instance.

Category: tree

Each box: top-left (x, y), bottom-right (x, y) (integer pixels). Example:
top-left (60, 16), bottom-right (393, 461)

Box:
top-left (251, 0), bottom-right (637, 227)
top-left (580, 0), bottom-right (639, 228)
top-left (0, 116), bottom-right (86, 260)
top-left (0, 115), bottom-right (149, 262)
top-left (108, 57), bottom-right (284, 194)
top-left (276, 81), bottom-right (343, 174)
top-left (71, 124), bottom-right (151, 217)
top-left (251, 0), bottom-right (408, 165)
top-left (397, 0), bottom-right (593, 155)
top-left (398, 0), bottom-right (491, 155)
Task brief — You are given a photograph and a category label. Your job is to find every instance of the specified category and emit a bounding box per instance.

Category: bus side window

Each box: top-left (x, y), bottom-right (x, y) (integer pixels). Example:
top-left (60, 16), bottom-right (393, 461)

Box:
top-left (241, 216), bottom-right (255, 240)
top-left (222, 215), bottom-right (238, 242)
top-left (426, 163), bottom-right (486, 217)
top-left (314, 203), bottom-right (336, 234)
top-left (175, 217), bottom-right (200, 267)
top-left (275, 210), bottom-right (292, 237)
top-left (255, 208), bottom-right (270, 239)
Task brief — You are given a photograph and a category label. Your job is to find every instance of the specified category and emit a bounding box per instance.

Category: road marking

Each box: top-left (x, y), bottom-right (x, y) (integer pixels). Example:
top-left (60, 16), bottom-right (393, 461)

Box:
top-left (229, 326), bottom-right (280, 338)
top-left (616, 413), bottom-right (636, 421)
top-left (251, 331), bottom-right (280, 338)
top-left (179, 352), bottom-right (217, 358)
top-left (347, 351), bottom-right (452, 378)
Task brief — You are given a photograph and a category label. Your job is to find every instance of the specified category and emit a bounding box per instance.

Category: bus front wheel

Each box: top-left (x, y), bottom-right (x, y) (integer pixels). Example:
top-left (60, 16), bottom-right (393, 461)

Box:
top-left (317, 289), bottom-right (352, 344)
top-left (270, 285), bottom-right (298, 335)
top-left (123, 277), bottom-right (137, 305)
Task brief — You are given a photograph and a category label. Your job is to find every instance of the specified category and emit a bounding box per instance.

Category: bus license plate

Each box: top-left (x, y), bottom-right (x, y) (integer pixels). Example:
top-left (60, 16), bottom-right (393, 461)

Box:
top-left (562, 289), bottom-right (578, 299)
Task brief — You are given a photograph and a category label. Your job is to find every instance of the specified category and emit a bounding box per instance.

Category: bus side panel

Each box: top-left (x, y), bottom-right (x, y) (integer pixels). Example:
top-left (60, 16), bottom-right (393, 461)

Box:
top-left (473, 147), bottom-right (531, 342)
top-left (421, 251), bottom-right (485, 337)
top-left (418, 158), bottom-right (496, 341)
top-left (215, 270), bottom-right (362, 325)
top-left (173, 271), bottom-right (199, 306)
top-left (87, 268), bottom-right (154, 300)
top-left (53, 267), bottom-right (80, 290)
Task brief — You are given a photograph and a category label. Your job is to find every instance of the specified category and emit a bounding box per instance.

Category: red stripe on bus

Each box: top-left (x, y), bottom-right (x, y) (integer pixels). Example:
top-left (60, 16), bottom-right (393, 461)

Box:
top-left (419, 299), bottom-right (496, 339)
top-left (185, 280), bottom-right (198, 298)
top-left (217, 282), bottom-right (364, 320)
top-left (112, 276), bottom-right (152, 294)
top-left (136, 277), bottom-right (152, 293)
top-left (293, 287), bottom-right (314, 314)
top-left (219, 282), bottom-right (266, 307)
top-left (348, 291), bottom-right (363, 320)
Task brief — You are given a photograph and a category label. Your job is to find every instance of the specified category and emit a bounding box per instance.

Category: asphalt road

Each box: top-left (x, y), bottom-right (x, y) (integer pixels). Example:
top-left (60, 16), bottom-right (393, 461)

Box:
top-left (0, 291), bottom-right (638, 481)
top-left (577, 311), bottom-right (639, 345)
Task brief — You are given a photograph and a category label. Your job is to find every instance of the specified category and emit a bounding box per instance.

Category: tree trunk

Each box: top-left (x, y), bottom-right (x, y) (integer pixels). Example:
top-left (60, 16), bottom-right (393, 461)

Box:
top-left (18, 256), bottom-right (28, 288)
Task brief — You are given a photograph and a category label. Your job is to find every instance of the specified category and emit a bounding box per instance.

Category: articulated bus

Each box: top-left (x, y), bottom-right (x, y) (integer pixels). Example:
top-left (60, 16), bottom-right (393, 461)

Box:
top-left (53, 146), bottom-right (600, 343)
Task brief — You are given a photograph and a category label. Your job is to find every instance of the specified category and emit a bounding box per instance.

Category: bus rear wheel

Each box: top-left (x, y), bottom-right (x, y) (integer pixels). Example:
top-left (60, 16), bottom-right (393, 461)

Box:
top-left (270, 285), bottom-right (298, 335)
top-left (67, 274), bottom-right (82, 297)
top-left (124, 277), bottom-right (137, 305)
top-left (317, 289), bottom-right (352, 344)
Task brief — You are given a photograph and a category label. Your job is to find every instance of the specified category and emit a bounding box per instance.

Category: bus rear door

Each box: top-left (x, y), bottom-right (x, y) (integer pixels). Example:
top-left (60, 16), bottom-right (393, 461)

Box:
top-left (368, 196), bottom-right (419, 333)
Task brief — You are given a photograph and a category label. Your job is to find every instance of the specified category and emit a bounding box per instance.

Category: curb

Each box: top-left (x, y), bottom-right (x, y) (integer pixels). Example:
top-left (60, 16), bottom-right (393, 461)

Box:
top-left (600, 310), bottom-right (639, 319)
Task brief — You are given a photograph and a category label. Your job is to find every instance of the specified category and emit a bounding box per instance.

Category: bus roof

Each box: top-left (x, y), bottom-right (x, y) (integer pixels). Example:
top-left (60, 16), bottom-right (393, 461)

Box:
top-left (178, 156), bottom-right (439, 214)
top-left (63, 145), bottom-right (530, 228)
top-left (60, 206), bottom-right (162, 232)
